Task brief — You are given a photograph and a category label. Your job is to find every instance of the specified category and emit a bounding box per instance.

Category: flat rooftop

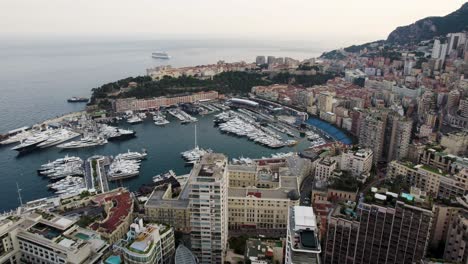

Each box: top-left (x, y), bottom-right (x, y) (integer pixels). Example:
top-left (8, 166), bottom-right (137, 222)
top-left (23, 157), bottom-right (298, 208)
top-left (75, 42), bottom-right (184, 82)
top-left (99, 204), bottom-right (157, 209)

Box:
top-left (289, 206), bottom-right (321, 254)
top-left (229, 176), bottom-right (299, 200)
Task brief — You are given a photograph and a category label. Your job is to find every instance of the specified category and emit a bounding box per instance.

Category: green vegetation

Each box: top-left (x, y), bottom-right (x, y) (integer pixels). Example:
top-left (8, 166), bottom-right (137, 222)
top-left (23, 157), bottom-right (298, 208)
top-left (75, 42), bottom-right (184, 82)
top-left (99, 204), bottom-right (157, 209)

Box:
top-left (90, 71), bottom-right (335, 102)
top-left (79, 190), bottom-right (91, 199)
top-left (270, 72), bottom-right (335, 87)
top-left (328, 171), bottom-right (360, 192)
top-left (352, 77), bottom-right (366, 87)
top-left (77, 215), bottom-right (99, 228)
top-left (91, 76), bottom-right (151, 102)
top-left (91, 160), bottom-right (97, 178)
top-left (421, 165), bottom-right (446, 175)
top-left (320, 50), bottom-right (346, 60)
top-left (297, 63), bottom-right (320, 71)
top-left (229, 235), bottom-right (249, 255)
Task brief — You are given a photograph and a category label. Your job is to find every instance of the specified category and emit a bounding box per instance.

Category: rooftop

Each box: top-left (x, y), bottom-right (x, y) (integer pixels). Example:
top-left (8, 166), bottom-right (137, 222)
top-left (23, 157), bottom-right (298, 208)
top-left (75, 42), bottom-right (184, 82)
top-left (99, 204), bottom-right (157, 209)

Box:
top-left (90, 189), bottom-right (133, 234)
top-left (288, 206), bottom-right (321, 254)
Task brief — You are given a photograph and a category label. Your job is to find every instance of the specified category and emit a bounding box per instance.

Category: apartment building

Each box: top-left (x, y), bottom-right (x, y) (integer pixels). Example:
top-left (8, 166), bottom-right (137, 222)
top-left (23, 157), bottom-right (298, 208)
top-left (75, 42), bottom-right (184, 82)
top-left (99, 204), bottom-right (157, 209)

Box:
top-left (285, 206), bottom-right (321, 264)
top-left (144, 184), bottom-right (191, 232)
top-left (443, 195), bottom-right (468, 264)
top-left (189, 153), bottom-right (229, 264)
top-left (324, 191), bottom-right (433, 264)
top-left (0, 211), bottom-right (109, 264)
top-left (323, 205), bottom-right (359, 264)
top-left (88, 189), bottom-right (134, 243)
top-left (315, 158), bottom-right (337, 183)
top-left (340, 148), bottom-right (373, 180)
top-left (388, 161), bottom-right (466, 199)
top-left (386, 115), bottom-right (412, 161)
top-left (114, 91), bottom-right (219, 112)
top-left (358, 112), bottom-right (387, 164)
top-left (113, 218), bottom-right (175, 264)
top-left (227, 157), bottom-right (309, 235)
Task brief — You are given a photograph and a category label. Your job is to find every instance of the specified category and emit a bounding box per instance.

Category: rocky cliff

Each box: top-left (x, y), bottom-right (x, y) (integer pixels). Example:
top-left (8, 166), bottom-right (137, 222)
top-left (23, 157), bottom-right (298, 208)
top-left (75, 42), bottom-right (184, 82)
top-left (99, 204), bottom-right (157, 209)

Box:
top-left (387, 2), bottom-right (468, 44)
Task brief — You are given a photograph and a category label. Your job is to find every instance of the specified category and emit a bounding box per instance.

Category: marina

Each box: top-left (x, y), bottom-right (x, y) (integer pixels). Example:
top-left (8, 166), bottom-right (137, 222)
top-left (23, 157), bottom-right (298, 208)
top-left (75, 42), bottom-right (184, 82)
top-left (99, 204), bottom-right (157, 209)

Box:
top-left (0, 109), bottom-right (352, 211)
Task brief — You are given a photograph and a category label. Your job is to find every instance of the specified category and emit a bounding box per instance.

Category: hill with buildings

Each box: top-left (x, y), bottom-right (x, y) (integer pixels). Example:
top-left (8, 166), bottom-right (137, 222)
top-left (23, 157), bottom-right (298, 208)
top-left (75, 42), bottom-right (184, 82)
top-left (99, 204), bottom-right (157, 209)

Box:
top-left (320, 3), bottom-right (468, 58)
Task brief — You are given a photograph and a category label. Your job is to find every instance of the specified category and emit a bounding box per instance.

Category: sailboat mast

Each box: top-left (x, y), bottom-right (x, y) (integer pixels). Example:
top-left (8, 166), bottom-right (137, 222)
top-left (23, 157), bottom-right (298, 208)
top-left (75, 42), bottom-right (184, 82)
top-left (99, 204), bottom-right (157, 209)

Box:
top-left (194, 123), bottom-right (198, 148)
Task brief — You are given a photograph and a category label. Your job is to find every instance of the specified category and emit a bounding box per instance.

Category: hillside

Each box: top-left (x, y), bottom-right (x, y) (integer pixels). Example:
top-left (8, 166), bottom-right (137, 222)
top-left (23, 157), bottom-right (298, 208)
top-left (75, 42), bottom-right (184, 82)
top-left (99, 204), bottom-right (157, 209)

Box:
top-left (387, 2), bottom-right (468, 44)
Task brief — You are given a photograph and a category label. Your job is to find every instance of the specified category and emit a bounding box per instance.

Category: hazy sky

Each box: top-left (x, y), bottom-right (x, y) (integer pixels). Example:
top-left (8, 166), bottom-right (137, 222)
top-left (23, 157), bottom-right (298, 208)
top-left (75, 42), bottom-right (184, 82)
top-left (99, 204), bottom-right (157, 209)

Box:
top-left (1, 0), bottom-right (466, 45)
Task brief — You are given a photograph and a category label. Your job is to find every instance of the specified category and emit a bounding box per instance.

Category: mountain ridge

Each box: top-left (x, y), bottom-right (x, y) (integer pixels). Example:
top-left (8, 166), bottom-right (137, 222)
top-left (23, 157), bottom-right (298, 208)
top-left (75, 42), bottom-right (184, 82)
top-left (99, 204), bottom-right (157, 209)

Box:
top-left (320, 3), bottom-right (468, 58)
top-left (387, 2), bottom-right (468, 44)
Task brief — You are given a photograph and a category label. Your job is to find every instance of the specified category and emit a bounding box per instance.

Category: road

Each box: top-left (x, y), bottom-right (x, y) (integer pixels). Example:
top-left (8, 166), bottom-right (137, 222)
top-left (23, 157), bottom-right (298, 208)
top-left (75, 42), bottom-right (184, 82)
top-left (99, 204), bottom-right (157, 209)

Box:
top-left (300, 173), bottom-right (315, 206)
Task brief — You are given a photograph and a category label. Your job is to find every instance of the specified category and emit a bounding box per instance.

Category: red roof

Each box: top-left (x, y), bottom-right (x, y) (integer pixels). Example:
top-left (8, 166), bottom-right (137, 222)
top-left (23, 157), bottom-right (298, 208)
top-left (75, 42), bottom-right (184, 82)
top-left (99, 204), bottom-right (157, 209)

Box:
top-left (90, 191), bottom-right (132, 233)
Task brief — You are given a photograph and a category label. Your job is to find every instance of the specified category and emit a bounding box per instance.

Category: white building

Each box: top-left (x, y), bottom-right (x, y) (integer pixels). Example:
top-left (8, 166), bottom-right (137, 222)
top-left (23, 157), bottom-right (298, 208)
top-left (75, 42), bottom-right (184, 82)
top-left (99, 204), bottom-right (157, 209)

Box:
top-left (285, 206), bottom-right (321, 264)
top-left (315, 158), bottom-right (337, 184)
top-left (113, 218), bottom-right (175, 264)
top-left (340, 148), bottom-right (373, 182)
top-left (0, 211), bottom-right (109, 264)
top-left (189, 153), bottom-right (229, 264)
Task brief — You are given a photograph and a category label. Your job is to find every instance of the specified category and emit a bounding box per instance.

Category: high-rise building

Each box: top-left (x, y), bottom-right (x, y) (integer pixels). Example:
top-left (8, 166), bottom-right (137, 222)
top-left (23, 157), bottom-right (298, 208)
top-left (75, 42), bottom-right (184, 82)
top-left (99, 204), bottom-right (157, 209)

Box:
top-left (285, 206), bottom-right (321, 264)
top-left (403, 59), bottom-right (415, 75)
top-left (189, 153), bottom-right (229, 264)
top-left (432, 39), bottom-right (442, 59)
top-left (255, 56), bottom-right (266, 65)
top-left (386, 115), bottom-right (412, 161)
top-left (317, 91), bottom-right (334, 113)
top-left (267, 56), bottom-right (276, 65)
top-left (443, 196), bottom-right (468, 264)
top-left (440, 43), bottom-right (449, 63)
top-left (447, 32), bottom-right (467, 55)
top-left (324, 192), bottom-right (433, 264)
top-left (358, 111), bottom-right (387, 164)
top-left (459, 98), bottom-right (468, 118)
top-left (447, 89), bottom-right (461, 110)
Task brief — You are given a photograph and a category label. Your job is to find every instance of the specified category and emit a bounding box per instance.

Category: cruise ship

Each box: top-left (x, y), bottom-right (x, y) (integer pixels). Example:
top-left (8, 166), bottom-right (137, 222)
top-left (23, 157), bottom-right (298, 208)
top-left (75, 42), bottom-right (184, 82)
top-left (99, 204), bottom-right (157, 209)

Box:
top-left (152, 52), bottom-right (170, 59)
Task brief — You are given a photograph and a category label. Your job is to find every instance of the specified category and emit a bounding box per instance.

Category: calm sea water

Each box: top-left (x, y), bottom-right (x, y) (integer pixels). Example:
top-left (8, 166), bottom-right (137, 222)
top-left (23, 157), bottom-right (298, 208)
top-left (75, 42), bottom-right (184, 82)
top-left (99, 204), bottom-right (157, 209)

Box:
top-left (0, 38), bottom-right (330, 211)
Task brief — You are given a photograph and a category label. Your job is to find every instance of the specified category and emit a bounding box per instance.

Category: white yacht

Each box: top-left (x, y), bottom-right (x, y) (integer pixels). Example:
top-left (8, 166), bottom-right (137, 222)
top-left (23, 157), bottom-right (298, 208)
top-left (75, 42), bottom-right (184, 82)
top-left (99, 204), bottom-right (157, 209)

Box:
top-left (116, 150), bottom-right (147, 160)
top-left (57, 136), bottom-right (107, 149)
top-left (37, 129), bottom-right (81, 148)
top-left (127, 115), bottom-right (143, 124)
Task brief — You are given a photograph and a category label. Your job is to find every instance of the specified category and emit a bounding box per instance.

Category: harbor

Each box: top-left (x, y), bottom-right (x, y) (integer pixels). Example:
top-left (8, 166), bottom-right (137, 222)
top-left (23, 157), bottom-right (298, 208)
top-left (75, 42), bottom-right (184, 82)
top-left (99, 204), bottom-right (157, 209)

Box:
top-left (0, 104), bottom-right (352, 211)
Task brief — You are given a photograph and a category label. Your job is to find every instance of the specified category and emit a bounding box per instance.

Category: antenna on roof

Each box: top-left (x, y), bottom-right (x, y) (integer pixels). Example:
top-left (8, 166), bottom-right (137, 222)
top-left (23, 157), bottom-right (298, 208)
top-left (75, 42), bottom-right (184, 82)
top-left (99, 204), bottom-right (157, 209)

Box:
top-left (16, 182), bottom-right (23, 207)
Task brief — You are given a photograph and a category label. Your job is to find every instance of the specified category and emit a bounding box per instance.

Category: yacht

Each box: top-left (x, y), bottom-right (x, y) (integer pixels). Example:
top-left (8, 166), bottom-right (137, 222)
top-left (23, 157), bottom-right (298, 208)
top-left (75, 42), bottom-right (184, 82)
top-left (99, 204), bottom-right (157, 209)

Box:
top-left (108, 158), bottom-right (142, 180)
top-left (67, 97), bottom-right (89, 103)
top-left (181, 124), bottom-right (212, 164)
top-left (37, 129), bottom-right (81, 148)
top-left (127, 115), bottom-right (143, 124)
top-left (153, 114), bottom-right (170, 126)
top-left (116, 150), bottom-right (147, 160)
top-left (152, 52), bottom-right (170, 59)
top-left (99, 124), bottom-right (136, 141)
top-left (11, 134), bottom-right (48, 153)
top-left (57, 136), bottom-right (107, 149)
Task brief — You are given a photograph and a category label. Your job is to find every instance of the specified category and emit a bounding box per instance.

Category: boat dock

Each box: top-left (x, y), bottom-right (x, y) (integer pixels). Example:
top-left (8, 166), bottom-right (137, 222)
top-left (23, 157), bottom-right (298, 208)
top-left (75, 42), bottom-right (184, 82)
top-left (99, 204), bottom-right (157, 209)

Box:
top-left (85, 156), bottom-right (111, 193)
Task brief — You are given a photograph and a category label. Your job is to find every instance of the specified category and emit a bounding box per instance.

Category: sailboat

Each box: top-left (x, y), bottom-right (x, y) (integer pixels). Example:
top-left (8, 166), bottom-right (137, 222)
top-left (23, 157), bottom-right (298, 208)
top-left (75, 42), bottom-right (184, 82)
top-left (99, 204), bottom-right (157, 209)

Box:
top-left (180, 124), bottom-right (212, 165)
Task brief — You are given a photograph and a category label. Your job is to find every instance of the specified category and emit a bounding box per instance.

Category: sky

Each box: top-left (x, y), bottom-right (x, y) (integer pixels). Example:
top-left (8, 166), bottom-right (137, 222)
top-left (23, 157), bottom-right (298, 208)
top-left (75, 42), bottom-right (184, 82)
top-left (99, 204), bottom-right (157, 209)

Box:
top-left (1, 0), bottom-right (466, 46)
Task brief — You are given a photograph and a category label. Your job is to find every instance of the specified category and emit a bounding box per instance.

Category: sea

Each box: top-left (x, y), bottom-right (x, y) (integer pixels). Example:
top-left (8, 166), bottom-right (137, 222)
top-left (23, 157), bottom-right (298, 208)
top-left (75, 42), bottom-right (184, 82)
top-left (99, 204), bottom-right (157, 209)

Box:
top-left (0, 37), bottom-right (343, 211)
